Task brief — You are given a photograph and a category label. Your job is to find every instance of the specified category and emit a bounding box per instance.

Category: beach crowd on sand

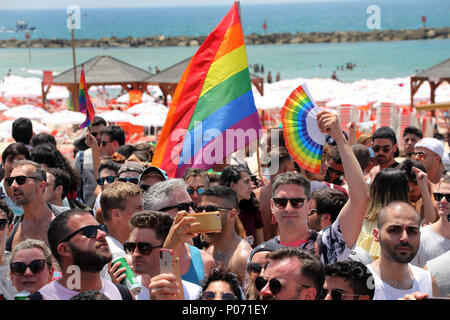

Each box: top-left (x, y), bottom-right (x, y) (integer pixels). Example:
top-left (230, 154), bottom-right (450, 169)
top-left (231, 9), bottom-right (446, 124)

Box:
top-left (0, 107), bottom-right (450, 301)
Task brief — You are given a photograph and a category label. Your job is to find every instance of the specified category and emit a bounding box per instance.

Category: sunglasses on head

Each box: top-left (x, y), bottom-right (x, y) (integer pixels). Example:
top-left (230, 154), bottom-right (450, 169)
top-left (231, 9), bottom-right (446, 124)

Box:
top-left (372, 145), bottom-right (391, 153)
top-left (97, 176), bottom-right (116, 186)
top-left (255, 276), bottom-right (309, 295)
top-left (0, 219), bottom-right (8, 231)
top-left (159, 202), bottom-right (197, 213)
top-left (247, 262), bottom-right (262, 274)
top-left (322, 288), bottom-right (361, 300)
top-left (272, 197), bottom-right (306, 209)
top-left (5, 175), bottom-right (42, 187)
top-left (118, 177), bottom-right (140, 185)
top-left (201, 291), bottom-right (237, 301)
top-left (433, 192), bottom-right (450, 202)
top-left (196, 204), bottom-right (233, 213)
top-left (123, 242), bottom-right (162, 255)
top-left (186, 187), bottom-right (205, 196)
top-left (10, 259), bottom-right (48, 276)
top-left (59, 224), bottom-right (108, 244)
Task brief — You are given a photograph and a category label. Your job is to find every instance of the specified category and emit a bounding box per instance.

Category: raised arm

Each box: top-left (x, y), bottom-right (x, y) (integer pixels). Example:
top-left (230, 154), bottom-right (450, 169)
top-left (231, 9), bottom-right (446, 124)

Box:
top-left (317, 111), bottom-right (369, 248)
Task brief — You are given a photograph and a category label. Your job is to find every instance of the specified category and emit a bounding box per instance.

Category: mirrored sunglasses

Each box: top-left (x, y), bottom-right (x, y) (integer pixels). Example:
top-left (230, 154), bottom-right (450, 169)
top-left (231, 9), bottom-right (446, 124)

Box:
top-left (118, 177), bottom-right (140, 185)
top-left (96, 176), bottom-right (116, 186)
top-left (186, 187), bottom-right (205, 195)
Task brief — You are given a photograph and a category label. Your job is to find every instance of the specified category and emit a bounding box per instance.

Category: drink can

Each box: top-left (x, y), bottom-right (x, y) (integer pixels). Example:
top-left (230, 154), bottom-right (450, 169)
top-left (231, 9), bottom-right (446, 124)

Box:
top-left (14, 291), bottom-right (30, 300)
top-left (112, 257), bottom-right (141, 295)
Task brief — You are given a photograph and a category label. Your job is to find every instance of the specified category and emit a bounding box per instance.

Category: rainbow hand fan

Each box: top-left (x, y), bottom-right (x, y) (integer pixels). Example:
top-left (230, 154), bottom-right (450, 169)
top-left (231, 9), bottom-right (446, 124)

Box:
top-left (281, 84), bottom-right (326, 174)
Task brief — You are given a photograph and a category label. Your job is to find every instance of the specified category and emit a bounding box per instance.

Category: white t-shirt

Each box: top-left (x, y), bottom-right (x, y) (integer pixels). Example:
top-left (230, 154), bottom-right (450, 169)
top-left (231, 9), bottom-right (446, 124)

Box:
top-left (367, 264), bottom-right (433, 300)
top-left (38, 278), bottom-right (123, 300)
top-left (136, 279), bottom-right (201, 300)
top-left (411, 224), bottom-right (450, 268)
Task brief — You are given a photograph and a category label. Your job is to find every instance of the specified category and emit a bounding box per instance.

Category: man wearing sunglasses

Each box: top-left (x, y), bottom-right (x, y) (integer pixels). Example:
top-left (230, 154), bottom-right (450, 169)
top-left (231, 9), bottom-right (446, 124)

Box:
top-left (369, 126), bottom-right (400, 181)
top-left (183, 168), bottom-right (209, 206)
top-left (323, 260), bottom-right (374, 300)
top-left (413, 137), bottom-right (450, 186)
top-left (254, 111), bottom-right (369, 266)
top-left (99, 182), bottom-right (143, 281)
top-left (31, 209), bottom-right (132, 300)
top-left (199, 186), bottom-right (253, 286)
top-left (125, 211), bottom-right (201, 300)
top-left (100, 125), bottom-right (126, 158)
top-left (139, 166), bottom-right (168, 192)
top-left (6, 160), bottom-right (55, 252)
top-left (411, 175), bottom-right (450, 268)
top-left (92, 161), bottom-right (121, 219)
top-left (0, 200), bottom-right (16, 300)
top-left (258, 247), bottom-right (324, 300)
top-left (143, 179), bottom-right (215, 286)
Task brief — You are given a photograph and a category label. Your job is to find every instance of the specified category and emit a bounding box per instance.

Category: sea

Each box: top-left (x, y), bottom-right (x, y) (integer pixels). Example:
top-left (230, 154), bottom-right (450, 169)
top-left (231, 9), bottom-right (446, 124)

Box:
top-left (0, 0), bottom-right (449, 83)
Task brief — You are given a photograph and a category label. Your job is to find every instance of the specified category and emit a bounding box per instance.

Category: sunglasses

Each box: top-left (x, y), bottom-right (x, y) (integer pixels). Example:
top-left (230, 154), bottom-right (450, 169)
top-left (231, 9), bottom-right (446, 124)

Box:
top-left (89, 131), bottom-right (98, 137)
top-left (372, 145), bottom-right (391, 153)
top-left (59, 224), bottom-right (108, 244)
top-left (186, 187), bottom-right (205, 196)
top-left (322, 288), bottom-right (361, 300)
top-left (10, 259), bottom-right (48, 276)
top-left (196, 205), bottom-right (233, 213)
top-left (433, 192), bottom-right (450, 202)
top-left (272, 197), bottom-right (306, 209)
top-left (326, 167), bottom-right (344, 176)
top-left (255, 276), bottom-right (310, 295)
top-left (101, 140), bottom-right (113, 146)
top-left (96, 176), bottom-right (116, 186)
top-left (411, 151), bottom-right (427, 158)
top-left (159, 202), bottom-right (197, 213)
top-left (118, 177), bottom-right (140, 185)
top-left (123, 242), bottom-right (162, 255)
top-left (5, 175), bottom-right (42, 187)
top-left (308, 209), bottom-right (320, 216)
top-left (247, 262), bottom-right (262, 274)
top-left (201, 291), bottom-right (237, 301)
top-left (0, 219), bottom-right (8, 231)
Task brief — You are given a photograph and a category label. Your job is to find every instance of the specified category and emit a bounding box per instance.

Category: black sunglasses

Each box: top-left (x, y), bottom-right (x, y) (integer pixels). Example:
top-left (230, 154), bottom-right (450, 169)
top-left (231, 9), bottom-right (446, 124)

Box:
top-left (196, 204), bottom-right (233, 213)
top-left (201, 291), bottom-right (237, 301)
top-left (97, 176), bottom-right (116, 186)
top-left (322, 288), bottom-right (361, 300)
top-left (89, 131), bottom-right (98, 137)
top-left (5, 175), bottom-right (42, 187)
top-left (123, 242), bottom-right (163, 255)
top-left (433, 192), bottom-right (450, 202)
top-left (247, 262), bottom-right (262, 274)
top-left (272, 197), bottom-right (306, 209)
top-left (255, 276), bottom-right (309, 295)
top-left (59, 224), bottom-right (108, 244)
top-left (0, 219), bottom-right (7, 231)
top-left (372, 145), bottom-right (391, 153)
top-left (101, 140), bottom-right (112, 146)
top-left (10, 259), bottom-right (48, 276)
top-left (118, 177), bottom-right (140, 185)
top-left (159, 202), bottom-right (197, 212)
top-left (326, 167), bottom-right (344, 176)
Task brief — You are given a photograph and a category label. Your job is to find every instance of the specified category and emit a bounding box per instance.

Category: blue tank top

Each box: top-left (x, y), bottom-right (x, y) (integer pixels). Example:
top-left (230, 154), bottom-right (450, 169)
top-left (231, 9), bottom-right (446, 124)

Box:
top-left (181, 244), bottom-right (205, 286)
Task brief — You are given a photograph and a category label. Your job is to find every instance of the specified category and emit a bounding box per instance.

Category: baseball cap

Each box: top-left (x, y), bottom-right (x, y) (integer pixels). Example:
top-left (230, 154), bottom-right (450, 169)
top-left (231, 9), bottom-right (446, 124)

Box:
top-left (140, 166), bottom-right (169, 181)
top-left (372, 126), bottom-right (399, 157)
top-left (415, 137), bottom-right (447, 168)
top-left (118, 161), bottom-right (145, 176)
top-left (248, 242), bottom-right (285, 264)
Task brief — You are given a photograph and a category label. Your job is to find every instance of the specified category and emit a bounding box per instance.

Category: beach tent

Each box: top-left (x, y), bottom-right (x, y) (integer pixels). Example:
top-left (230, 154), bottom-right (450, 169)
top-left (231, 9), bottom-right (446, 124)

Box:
top-left (144, 57), bottom-right (265, 106)
top-left (410, 58), bottom-right (450, 111)
top-left (43, 55), bottom-right (152, 111)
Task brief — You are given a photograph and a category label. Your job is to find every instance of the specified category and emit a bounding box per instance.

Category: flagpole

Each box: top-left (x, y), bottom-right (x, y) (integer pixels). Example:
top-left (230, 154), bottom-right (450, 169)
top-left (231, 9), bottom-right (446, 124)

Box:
top-left (70, 13), bottom-right (78, 112)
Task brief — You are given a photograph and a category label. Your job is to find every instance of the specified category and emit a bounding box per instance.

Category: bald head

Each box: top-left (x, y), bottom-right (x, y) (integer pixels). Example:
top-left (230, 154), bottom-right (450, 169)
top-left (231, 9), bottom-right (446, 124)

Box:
top-left (377, 201), bottom-right (420, 229)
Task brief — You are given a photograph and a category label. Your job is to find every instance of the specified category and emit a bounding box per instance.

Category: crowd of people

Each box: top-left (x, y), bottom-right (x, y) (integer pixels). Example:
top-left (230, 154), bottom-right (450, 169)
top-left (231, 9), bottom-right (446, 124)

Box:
top-left (0, 112), bottom-right (449, 301)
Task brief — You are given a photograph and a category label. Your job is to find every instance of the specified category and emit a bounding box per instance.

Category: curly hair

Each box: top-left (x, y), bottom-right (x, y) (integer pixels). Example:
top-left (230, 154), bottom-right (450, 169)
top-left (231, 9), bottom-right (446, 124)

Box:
top-left (325, 260), bottom-right (375, 300)
top-left (200, 266), bottom-right (243, 300)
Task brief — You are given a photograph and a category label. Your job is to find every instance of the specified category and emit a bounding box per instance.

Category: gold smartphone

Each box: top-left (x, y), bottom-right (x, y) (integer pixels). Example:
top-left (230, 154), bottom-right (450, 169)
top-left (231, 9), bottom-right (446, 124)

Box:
top-left (188, 211), bottom-right (222, 233)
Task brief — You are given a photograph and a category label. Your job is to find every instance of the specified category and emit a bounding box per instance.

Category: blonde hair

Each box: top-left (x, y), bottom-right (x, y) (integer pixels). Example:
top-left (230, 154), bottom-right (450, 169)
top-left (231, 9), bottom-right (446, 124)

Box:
top-left (100, 181), bottom-right (142, 221)
top-left (11, 239), bottom-right (53, 266)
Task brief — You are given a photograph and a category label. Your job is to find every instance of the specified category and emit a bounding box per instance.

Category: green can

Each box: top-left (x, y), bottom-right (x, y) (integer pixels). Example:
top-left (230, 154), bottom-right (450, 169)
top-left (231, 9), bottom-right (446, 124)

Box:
top-left (14, 291), bottom-right (30, 300)
top-left (112, 257), bottom-right (141, 295)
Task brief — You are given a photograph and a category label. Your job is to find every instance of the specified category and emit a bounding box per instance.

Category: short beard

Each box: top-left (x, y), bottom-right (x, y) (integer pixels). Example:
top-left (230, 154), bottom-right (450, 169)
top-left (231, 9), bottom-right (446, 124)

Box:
top-left (68, 242), bottom-right (112, 273)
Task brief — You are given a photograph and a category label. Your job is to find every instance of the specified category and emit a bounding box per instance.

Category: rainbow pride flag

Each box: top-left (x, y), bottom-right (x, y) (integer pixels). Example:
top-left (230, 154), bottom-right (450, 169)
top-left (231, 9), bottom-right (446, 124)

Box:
top-left (152, 1), bottom-right (262, 178)
top-left (79, 66), bottom-right (95, 129)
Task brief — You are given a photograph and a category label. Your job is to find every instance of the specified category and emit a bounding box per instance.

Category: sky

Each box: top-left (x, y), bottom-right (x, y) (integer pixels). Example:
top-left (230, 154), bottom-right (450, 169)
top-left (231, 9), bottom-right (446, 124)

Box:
top-left (1, 0), bottom-right (355, 10)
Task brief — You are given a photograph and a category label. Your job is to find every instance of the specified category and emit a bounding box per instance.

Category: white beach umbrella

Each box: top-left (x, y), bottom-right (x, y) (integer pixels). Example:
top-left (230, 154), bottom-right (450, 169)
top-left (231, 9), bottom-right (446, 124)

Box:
top-left (3, 104), bottom-right (50, 120)
top-left (130, 111), bottom-right (167, 127)
top-left (41, 110), bottom-right (86, 125)
top-left (126, 101), bottom-right (168, 115)
top-left (98, 110), bottom-right (133, 123)
top-left (0, 102), bottom-right (9, 111)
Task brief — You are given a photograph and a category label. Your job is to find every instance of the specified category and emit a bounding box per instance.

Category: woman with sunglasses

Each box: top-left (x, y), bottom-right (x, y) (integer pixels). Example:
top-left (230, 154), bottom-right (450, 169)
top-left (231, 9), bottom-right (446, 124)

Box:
top-left (198, 266), bottom-right (243, 301)
top-left (9, 239), bottom-right (54, 296)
